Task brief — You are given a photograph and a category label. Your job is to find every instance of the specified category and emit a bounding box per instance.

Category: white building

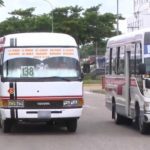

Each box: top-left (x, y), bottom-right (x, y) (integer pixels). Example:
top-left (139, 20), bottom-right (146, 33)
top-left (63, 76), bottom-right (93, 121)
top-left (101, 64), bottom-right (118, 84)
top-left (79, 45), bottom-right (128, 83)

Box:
top-left (127, 0), bottom-right (150, 32)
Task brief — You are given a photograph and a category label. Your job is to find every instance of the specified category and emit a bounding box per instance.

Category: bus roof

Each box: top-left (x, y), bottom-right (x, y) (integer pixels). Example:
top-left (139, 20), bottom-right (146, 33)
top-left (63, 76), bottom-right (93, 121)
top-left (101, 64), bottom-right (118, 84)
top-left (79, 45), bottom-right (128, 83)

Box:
top-left (107, 28), bottom-right (150, 47)
top-left (1, 32), bottom-right (77, 47)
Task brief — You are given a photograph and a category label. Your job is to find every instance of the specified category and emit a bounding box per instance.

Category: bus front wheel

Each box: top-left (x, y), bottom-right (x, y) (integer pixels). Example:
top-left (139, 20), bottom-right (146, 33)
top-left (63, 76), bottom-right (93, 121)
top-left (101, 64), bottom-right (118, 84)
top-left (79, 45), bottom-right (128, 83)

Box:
top-left (1, 119), bottom-right (13, 133)
top-left (66, 118), bottom-right (77, 133)
top-left (135, 104), bottom-right (148, 134)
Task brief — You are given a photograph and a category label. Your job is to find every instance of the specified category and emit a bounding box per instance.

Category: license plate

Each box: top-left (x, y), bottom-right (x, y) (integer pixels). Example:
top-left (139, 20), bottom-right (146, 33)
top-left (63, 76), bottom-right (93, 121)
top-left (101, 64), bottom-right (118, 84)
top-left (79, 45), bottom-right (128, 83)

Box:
top-left (8, 100), bottom-right (24, 107)
top-left (38, 111), bottom-right (51, 119)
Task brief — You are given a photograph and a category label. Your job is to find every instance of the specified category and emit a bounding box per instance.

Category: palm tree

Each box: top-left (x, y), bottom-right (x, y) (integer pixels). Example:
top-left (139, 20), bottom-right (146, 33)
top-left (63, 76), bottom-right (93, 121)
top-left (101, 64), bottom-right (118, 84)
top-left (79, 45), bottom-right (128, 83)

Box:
top-left (0, 0), bottom-right (4, 6)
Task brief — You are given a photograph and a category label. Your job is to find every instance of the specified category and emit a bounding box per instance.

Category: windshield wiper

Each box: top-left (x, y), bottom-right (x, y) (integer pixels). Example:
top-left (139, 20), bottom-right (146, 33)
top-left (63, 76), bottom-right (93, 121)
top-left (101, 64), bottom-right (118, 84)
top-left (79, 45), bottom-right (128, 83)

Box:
top-left (1, 76), bottom-right (81, 82)
top-left (47, 76), bottom-right (71, 81)
top-left (17, 76), bottom-right (72, 81)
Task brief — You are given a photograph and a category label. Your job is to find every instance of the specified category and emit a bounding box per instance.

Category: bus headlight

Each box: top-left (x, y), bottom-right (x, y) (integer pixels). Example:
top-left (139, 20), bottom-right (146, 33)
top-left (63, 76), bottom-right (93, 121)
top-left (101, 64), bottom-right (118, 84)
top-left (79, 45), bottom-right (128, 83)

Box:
top-left (144, 102), bottom-right (150, 112)
top-left (63, 99), bottom-right (83, 107)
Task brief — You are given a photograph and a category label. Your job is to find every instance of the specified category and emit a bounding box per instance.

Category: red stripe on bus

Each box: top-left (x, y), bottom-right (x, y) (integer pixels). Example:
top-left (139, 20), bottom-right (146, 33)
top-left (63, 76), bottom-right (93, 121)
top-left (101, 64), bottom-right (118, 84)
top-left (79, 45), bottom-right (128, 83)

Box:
top-left (105, 77), bottom-right (137, 87)
top-left (1, 96), bottom-right (83, 101)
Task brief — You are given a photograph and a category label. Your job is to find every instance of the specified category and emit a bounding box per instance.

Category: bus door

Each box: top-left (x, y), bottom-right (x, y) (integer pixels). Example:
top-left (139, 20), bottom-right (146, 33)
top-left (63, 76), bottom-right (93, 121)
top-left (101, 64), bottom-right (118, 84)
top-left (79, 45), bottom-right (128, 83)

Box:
top-left (125, 47), bottom-right (131, 117)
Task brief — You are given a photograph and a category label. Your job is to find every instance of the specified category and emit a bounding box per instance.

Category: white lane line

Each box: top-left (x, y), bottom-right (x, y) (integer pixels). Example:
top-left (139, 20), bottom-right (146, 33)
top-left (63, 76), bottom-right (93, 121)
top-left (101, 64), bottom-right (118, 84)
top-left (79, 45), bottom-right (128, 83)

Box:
top-left (83, 104), bottom-right (98, 110)
top-left (84, 91), bottom-right (104, 96)
top-left (84, 91), bottom-right (94, 94)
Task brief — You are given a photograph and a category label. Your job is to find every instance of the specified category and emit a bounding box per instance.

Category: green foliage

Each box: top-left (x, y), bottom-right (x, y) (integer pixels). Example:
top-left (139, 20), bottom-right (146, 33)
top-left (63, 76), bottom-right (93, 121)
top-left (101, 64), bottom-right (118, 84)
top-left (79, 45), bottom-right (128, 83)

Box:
top-left (9, 7), bottom-right (36, 18)
top-left (0, 10), bottom-right (53, 35)
top-left (0, 4), bottom-right (124, 56)
top-left (0, 0), bottom-right (4, 6)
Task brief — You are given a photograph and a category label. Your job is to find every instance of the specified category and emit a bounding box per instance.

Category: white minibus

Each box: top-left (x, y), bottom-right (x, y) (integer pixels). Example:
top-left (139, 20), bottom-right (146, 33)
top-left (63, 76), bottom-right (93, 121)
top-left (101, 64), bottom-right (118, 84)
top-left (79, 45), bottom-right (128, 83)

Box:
top-left (0, 32), bottom-right (83, 133)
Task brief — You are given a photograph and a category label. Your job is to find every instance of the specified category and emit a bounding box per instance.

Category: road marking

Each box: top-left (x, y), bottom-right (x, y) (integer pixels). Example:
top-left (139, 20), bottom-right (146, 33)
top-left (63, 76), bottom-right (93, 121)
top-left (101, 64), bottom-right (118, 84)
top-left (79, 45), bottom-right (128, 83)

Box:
top-left (83, 104), bottom-right (98, 110)
top-left (84, 91), bottom-right (93, 94)
top-left (84, 91), bottom-right (104, 96)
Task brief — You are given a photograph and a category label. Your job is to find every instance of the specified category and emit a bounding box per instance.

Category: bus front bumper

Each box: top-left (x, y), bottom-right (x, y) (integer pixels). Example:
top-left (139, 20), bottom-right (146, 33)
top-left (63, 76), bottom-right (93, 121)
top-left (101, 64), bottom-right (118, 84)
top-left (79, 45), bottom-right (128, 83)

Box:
top-left (0, 108), bottom-right (83, 120)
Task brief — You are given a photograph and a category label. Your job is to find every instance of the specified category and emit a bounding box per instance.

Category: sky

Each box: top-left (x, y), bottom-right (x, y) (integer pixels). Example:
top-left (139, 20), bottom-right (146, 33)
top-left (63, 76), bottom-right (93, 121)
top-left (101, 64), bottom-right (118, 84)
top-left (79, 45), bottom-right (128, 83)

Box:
top-left (0, 0), bottom-right (134, 33)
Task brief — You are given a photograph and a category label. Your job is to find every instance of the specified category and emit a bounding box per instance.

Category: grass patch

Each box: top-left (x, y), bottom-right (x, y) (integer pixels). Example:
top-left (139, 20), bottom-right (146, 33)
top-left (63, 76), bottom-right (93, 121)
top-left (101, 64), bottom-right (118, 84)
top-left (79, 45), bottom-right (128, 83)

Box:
top-left (83, 74), bottom-right (102, 84)
top-left (91, 89), bottom-right (105, 94)
top-left (83, 79), bottom-right (100, 84)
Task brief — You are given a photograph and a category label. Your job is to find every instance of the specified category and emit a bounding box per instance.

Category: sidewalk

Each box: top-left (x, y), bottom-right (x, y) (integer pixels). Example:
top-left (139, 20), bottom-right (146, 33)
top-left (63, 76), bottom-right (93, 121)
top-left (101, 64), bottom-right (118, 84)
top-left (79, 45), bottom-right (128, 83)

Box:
top-left (83, 84), bottom-right (105, 94)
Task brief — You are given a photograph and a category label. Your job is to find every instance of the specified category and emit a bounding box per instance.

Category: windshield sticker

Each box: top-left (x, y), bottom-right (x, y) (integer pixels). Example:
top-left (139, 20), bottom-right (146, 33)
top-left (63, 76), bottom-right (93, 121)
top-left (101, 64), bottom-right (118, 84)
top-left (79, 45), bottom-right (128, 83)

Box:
top-left (21, 66), bottom-right (34, 77)
top-left (4, 48), bottom-right (77, 61)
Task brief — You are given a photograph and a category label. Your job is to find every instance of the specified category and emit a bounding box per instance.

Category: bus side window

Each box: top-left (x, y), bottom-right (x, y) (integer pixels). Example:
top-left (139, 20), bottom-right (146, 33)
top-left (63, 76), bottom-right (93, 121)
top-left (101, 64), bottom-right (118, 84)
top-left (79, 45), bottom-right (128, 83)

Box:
top-left (130, 44), bottom-right (136, 75)
top-left (112, 47), bottom-right (117, 74)
top-left (0, 52), bottom-right (3, 75)
top-left (109, 48), bottom-right (112, 74)
top-left (116, 47), bottom-right (120, 74)
top-left (118, 46), bottom-right (125, 74)
top-left (135, 43), bottom-right (142, 74)
top-left (105, 49), bottom-right (109, 74)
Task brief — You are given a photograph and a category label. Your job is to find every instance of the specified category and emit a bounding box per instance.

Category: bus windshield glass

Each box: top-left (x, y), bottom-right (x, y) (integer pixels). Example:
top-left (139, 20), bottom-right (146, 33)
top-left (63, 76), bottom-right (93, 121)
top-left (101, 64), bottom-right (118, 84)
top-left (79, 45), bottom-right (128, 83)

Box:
top-left (3, 47), bottom-right (81, 81)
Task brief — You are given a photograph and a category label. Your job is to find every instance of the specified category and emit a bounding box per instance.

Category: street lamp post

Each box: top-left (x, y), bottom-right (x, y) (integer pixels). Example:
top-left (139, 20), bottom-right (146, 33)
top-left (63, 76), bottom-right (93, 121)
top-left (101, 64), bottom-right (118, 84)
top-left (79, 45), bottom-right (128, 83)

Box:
top-left (95, 41), bottom-right (98, 69)
top-left (43, 0), bottom-right (54, 32)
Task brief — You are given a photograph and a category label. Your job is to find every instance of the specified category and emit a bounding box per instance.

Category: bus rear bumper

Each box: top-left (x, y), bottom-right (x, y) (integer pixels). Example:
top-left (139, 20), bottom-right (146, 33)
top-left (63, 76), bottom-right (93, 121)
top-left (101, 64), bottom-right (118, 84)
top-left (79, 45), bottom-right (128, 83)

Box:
top-left (0, 108), bottom-right (83, 120)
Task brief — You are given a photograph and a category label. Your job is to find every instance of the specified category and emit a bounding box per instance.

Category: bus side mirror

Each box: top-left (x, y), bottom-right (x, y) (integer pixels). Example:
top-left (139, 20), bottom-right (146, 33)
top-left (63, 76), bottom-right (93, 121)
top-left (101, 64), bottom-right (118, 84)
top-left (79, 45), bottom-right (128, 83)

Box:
top-left (82, 63), bottom-right (90, 73)
top-left (0, 65), bottom-right (2, 75)
top-left (138, 63), bottom-right (146, 75)
top-left (145, 79), bottom-right (150, 89)
top-left (81, 73), bottom-right (84, 80)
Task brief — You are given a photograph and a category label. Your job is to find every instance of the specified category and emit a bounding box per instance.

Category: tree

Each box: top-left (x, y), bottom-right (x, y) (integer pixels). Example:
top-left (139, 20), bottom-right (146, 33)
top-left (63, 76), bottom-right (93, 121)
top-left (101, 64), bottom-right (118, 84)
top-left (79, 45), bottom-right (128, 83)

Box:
top-left (79, 5), bottom-right (117, 57)
top-left (0, 0), bottom-right (4, 6)
top-left (52, 6), bottom-right (84, 44)
top-left (0, 5), bottom-right (124, 56)
top-left (9, 7), bottom-right (35, 19)
top-left (0, 7), bottom-right (53, 35)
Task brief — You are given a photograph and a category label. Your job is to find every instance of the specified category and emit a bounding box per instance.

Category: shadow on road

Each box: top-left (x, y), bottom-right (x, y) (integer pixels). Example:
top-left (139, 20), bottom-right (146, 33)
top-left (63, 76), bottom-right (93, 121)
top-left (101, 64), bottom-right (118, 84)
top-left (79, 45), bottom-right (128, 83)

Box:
top-left (97, 120), bottom-right (150, 136)
top-left (2, 122), bottom-right (71, 135)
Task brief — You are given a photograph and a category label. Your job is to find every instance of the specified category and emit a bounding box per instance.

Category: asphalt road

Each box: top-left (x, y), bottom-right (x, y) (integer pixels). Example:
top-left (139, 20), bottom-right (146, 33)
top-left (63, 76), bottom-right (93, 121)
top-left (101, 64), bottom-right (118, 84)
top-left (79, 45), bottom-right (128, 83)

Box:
top-left (0, 92), bottom-right (150, 150)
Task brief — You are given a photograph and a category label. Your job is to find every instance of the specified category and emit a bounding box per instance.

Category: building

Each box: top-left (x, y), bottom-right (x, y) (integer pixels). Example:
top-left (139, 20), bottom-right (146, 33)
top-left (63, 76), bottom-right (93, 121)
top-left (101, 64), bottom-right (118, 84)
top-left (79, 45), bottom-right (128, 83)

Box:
top-left (127, 0), bottom-right (150, 32)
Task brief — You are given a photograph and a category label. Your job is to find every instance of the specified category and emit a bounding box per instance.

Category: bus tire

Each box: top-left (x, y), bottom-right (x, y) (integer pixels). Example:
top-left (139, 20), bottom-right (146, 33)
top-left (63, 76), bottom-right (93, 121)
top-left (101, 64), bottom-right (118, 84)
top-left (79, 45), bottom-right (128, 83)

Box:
top-left (113, 102), bottom-right (125, 124)
top-left (139, 120), bottom-right (148, 134)
top-left (116, 113), bottom-right (132, 125)
top-left (66, 118), bottom-right (77, 133)
top-left (112, 99), bottom-right (116, 119)
top-left (125, 118), bottom-right (133, 125)
top-left (115, 113), bottom-right (124, 124)
top-left (135, 104), bottom-right (148, 134)
top-left (0, 120), bottom-right (1, 128)
top-left (112, 100), bottom-right (121, 124)
top-left (1, 119), bottom-right (13, 133)
top-left (0, 113), bottom-right (2, 128)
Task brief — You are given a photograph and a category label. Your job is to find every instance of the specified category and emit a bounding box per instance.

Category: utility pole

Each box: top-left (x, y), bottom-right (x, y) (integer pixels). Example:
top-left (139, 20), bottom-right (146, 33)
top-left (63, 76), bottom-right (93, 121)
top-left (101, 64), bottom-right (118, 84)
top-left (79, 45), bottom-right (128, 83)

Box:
top-left (43, 0), bottom-right (54, 32)
top-left (95, 41), bottom-right (98, 69)
top-left (116, 0), bottom-right (119, 35)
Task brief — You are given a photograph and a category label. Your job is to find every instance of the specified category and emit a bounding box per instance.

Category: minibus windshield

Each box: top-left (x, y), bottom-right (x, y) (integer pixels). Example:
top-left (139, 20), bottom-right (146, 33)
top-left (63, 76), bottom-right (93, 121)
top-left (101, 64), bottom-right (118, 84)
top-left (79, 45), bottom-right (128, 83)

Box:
top-left (3, 57), bottom-right (81, 81)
